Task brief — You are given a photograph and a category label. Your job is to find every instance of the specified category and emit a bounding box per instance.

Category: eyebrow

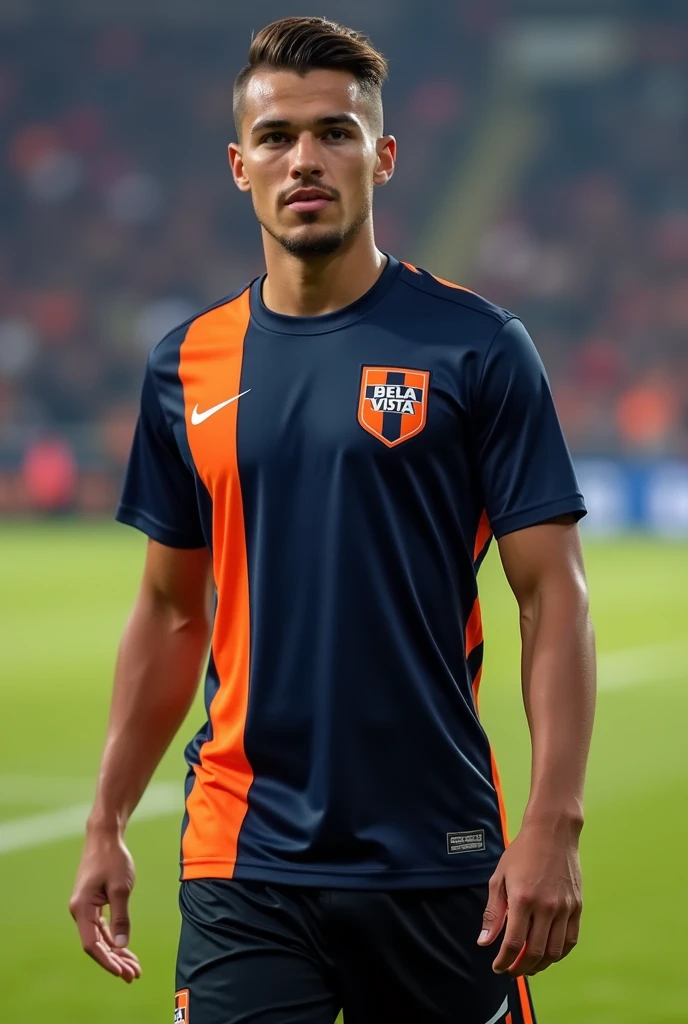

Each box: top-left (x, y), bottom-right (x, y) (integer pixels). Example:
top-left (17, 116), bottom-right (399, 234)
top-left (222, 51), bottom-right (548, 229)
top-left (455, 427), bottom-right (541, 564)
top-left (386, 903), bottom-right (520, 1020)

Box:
top-left (251, 113), bottom-right (360, 134)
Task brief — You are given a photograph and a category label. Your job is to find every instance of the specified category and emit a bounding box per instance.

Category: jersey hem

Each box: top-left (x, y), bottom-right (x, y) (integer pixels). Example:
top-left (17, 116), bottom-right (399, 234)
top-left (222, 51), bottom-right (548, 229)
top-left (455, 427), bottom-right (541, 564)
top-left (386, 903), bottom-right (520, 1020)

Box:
top-left (490, 494), bottom-right (586, 539)
top-left (181, 860), bottom-right (500, 889)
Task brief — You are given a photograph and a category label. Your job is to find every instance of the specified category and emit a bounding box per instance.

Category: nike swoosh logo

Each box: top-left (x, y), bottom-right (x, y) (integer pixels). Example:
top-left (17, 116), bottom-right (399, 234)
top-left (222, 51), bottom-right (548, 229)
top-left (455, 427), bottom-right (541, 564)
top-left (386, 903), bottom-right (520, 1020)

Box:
top-left (483, 996), bottom-right (509, 1024)
top-left (190, 390), bottom-right (251, 425)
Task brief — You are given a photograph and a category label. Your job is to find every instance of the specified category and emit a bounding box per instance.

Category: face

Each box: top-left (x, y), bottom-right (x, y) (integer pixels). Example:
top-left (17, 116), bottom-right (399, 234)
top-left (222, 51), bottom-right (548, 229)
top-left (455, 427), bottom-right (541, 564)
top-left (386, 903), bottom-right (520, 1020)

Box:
top-left (229, 69), bottom-right (396, 258)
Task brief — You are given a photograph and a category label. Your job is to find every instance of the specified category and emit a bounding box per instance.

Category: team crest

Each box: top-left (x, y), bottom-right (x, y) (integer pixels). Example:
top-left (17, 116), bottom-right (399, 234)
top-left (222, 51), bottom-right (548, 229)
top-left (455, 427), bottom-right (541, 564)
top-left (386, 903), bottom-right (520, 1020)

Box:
top-left (358, 367), bottom-right (430, 448)
top-left (175, 989), bottom-right (189, 1023)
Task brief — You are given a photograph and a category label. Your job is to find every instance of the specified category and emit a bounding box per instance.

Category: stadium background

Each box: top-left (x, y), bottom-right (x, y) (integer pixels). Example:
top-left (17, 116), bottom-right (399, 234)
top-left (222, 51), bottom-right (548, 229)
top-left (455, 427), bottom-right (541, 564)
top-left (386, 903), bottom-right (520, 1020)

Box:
top-left (1, 0), bottom-right (686, 1021)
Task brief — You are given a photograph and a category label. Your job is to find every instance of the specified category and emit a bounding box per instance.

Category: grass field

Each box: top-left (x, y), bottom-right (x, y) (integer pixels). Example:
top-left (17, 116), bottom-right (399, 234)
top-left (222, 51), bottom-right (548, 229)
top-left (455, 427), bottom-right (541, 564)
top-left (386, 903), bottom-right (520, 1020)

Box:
top-left (1, 523), bottom-right (687, 1023)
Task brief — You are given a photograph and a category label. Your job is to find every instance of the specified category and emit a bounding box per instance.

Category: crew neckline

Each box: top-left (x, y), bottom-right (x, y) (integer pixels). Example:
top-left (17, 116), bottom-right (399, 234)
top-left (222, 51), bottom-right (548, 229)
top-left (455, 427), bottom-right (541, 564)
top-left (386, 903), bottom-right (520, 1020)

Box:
top-left (250, 254), bottom-right (401, 336)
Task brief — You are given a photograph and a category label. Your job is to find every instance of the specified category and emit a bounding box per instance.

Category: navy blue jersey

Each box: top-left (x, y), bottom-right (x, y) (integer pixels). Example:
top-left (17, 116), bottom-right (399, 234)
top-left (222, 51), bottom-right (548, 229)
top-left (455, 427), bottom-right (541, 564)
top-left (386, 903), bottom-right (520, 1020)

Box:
top-left (117, 255), bottom-right (586, 888)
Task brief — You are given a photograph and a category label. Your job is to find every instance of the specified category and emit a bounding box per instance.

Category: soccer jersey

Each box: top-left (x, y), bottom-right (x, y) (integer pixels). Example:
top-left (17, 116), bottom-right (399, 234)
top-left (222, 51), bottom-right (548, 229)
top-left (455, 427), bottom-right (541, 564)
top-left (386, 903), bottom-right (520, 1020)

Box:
top-left (117, 255), bottom-right (586, 888)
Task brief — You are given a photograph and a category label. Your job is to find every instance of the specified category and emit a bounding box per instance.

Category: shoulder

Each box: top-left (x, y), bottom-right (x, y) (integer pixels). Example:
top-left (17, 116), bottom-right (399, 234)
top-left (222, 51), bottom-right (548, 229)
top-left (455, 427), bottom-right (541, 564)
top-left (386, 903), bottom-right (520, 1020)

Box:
top-left (397, 261), bottom-right (516, 333)
top-left (147, 284), bottom-right (252, 381)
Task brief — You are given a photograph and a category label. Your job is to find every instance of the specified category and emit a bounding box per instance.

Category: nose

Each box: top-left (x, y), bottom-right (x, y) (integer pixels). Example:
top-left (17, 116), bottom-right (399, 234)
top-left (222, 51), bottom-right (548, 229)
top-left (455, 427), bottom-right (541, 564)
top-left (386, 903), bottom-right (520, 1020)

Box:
top-left (289, 132), bottom-right (324, 180)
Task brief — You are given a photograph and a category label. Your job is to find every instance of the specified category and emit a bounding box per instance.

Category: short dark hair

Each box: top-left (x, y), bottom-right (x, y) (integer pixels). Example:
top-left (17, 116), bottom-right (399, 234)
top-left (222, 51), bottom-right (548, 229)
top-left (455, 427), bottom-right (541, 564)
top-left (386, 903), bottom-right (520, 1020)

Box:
top-left (233, 16), bottom-right (388, 136)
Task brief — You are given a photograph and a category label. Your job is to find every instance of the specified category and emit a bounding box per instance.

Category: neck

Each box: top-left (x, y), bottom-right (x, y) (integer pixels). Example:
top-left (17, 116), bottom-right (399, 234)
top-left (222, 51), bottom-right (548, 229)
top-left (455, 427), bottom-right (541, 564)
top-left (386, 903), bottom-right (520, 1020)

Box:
top-left (261, 222), bottom-right (387, 317)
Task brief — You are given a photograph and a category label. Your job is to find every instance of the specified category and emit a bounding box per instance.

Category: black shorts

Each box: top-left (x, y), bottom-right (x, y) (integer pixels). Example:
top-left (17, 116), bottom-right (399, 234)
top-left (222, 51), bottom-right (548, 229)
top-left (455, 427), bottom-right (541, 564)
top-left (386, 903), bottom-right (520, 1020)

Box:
top-left (176, 880), bottom-right (537, 1024)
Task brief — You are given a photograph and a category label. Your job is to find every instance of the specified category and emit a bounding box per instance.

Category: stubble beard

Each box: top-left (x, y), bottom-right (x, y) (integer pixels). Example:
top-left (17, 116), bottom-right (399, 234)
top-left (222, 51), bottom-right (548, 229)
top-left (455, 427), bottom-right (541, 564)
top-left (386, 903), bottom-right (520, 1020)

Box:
top-left (259, 198), bottom-right (372, 259)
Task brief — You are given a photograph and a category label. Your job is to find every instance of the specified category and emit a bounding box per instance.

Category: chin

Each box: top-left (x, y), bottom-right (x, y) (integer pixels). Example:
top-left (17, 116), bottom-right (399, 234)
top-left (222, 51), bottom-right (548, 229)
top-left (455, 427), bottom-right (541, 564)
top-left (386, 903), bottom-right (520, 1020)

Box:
top-left (275, 228), bottom-right (347, 258)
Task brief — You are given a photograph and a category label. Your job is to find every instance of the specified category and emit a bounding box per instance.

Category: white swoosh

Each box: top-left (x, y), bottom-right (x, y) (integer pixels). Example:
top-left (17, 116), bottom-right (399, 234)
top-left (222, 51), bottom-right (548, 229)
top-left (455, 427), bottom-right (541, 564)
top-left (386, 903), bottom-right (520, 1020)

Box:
top-left (190, 390), bottom-right (251, 425)
top-left (483, 996), bottom-right (509, 1024)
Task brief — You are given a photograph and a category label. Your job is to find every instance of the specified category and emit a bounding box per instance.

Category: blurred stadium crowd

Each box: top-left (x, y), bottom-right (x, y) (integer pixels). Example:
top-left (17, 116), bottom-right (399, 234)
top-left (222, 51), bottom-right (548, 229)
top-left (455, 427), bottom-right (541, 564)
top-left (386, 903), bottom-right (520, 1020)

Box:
top-left (0, 6), bottom-right (686, 514)
top-left (475, 21), bottom-right (688, 458)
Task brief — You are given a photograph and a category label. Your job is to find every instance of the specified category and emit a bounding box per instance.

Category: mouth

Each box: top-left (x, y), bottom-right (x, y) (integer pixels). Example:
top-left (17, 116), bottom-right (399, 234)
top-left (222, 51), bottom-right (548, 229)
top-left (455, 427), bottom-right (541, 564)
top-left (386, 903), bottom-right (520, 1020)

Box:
top-left (285, 189), bottom-right (334, 214)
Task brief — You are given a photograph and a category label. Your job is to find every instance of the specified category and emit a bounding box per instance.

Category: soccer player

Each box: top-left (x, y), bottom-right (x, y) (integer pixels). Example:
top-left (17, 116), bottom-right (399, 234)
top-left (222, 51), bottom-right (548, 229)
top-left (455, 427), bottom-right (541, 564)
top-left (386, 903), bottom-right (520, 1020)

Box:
top-left (70, 16), bottom-right (596, 1024)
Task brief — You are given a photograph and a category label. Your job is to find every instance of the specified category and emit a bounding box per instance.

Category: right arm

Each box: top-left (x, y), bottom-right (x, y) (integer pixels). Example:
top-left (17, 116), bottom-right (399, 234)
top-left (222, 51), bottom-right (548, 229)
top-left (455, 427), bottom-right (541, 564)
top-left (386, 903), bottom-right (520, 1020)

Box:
top-left (69, 539), bottom-right (213, 981)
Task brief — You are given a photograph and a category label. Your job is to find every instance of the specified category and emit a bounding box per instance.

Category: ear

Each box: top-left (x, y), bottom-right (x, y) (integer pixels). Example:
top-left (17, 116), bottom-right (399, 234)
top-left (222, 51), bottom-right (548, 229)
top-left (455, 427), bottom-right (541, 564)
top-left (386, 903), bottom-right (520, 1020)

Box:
top-left (228, 143), bottom-right (251, 193)
top-left (373, 135), bottom-right (396, 186)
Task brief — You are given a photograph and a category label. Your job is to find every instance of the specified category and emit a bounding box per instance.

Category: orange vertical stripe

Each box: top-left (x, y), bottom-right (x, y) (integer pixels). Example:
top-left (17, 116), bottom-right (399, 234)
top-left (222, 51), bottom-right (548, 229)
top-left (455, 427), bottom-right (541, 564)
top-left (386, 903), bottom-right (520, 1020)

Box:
top-left (474, 508), bottom-right (492, 562)
top-left (465, 596), bottom-right (484, 661)
top-left (178, 290), bottom-right (253, 878)
top-left (505, 1014), bottom-right (513, 1024)
top-left (516, 977), bottom-right (535, 1024)
top-left (491, 747), bottom-right (510, 846)
top-left (471, 664), bottom-right (483, 711)
top-left (471, 661), bottom-right (512, 851)
top-left (401, 260), bottom-right (421, 274)
top-left (471, 655), bottom-right (510, 848)
top-left (469, 511), bottom-right (508, 848)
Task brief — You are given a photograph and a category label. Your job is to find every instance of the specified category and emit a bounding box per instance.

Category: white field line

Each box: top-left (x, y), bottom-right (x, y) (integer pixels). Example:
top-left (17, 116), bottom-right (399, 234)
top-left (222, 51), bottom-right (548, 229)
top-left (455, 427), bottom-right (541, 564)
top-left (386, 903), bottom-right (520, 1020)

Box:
top-left (597, 640), bottom-right (687, 691)
top-left (0, 781), bottom-right (180, 856)
top-left (0, 775), bottom-right (97, 805)
top-left (0, 641), bottom-right (685, 857)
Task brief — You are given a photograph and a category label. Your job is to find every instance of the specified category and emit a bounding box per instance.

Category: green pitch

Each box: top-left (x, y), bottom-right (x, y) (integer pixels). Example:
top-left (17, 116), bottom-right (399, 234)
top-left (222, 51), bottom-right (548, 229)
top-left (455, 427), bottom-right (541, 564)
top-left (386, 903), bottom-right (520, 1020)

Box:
top-left (1, 523), bottom-right (686, 1023)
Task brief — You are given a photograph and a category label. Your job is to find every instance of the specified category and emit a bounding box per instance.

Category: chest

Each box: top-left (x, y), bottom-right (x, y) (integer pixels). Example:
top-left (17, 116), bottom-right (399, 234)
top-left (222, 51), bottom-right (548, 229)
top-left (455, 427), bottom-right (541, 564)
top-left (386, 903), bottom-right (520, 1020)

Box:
top-left (177, 323), bottom-right (473, 490)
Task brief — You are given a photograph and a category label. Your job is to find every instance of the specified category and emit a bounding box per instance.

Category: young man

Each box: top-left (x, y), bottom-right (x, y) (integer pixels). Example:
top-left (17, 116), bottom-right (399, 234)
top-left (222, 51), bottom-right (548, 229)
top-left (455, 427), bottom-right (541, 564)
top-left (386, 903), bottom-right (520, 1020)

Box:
top-left (70, 16), bottom-right (595, 1024)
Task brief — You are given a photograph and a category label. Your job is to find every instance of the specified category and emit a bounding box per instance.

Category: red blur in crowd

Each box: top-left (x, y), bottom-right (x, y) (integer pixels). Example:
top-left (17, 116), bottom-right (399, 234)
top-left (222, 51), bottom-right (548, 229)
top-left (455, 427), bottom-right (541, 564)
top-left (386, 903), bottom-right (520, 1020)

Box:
top-left (0, 15), bottom-right (687, 516)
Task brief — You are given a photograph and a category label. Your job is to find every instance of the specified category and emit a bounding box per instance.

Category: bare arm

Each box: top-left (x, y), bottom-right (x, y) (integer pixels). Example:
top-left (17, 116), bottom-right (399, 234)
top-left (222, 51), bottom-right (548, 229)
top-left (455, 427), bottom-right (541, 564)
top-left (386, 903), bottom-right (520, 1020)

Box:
top-left (504, 515), bottom-right (595, 832)
top-left (478, 516), bottom-right (596, 977)
top-left (70, 540), bottom-right (213, 980)
top-left (90, 540), bottom-right (213, 829)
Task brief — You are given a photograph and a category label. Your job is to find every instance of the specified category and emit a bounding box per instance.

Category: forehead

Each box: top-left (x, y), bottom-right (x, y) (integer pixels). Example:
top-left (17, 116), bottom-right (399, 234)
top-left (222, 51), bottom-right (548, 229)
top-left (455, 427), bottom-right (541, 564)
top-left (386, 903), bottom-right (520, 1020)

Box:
top-left (243, 68), bottom-right (366, 129)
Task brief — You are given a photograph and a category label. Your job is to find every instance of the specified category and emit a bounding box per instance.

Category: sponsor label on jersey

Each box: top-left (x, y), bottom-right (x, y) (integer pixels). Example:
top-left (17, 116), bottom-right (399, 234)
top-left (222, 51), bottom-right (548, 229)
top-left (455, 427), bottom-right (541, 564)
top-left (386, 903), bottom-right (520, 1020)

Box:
top-left (358, 367), bottom-right (430, 448)
top-left (446, 829), bottom-right (486, 854)
top-left (175, 989), bottom-right (189, 1023)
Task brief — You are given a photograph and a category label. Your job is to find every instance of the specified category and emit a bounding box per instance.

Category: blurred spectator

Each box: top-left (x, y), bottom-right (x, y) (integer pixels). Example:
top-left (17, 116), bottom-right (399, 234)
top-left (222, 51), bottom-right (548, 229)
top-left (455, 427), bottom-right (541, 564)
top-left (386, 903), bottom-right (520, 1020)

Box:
top-left (0, 11), bottom-right (486, 509)
top-left (22, 437), bottom-right (78, 511)
top-left (2, 9), bottom-right (688, 516)
top-left (475, 19), bottom-right (688, 459)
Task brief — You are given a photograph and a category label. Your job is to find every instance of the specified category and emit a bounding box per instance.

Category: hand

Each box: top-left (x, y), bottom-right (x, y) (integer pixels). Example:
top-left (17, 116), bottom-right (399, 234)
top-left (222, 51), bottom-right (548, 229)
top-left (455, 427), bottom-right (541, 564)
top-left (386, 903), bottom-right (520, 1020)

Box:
top-left (477, 818), bottom-right (582, 977)
top-left (69, 827), bottom-right (141, 983)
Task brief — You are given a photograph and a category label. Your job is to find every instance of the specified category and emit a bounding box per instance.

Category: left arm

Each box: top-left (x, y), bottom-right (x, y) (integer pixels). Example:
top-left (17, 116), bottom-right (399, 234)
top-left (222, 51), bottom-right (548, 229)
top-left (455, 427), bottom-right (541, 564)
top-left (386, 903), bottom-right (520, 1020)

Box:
top-left (478, 515), bottom-right (596, 976)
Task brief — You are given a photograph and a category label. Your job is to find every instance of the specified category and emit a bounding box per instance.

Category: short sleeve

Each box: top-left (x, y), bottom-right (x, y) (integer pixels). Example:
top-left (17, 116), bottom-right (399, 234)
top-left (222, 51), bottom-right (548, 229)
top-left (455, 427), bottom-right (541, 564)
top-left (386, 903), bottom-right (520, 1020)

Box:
top-left (116, 362), bottom-right (206, 548)
top-left (475, 317), bottom-right (586, 538)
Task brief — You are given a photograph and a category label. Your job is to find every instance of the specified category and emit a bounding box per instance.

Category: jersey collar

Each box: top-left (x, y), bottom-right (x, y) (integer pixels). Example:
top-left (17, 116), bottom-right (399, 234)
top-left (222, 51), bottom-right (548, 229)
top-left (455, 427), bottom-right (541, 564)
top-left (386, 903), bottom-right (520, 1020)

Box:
top-left (249, 254), bottom-right (401, 336)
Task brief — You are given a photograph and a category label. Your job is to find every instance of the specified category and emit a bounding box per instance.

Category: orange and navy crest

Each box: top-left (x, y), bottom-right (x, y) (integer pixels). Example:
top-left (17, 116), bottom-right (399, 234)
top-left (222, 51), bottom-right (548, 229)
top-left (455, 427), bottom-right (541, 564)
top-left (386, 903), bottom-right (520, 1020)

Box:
top-left (358, 367), bottom-right (430, 448)
top-left (175, 989), bottom-right (189, 1023)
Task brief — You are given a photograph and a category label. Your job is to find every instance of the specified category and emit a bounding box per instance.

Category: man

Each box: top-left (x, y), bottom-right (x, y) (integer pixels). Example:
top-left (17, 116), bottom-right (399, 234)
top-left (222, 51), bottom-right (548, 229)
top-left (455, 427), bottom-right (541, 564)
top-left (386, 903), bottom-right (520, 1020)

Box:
top-left (70, 16), bottom-right (595, 1024)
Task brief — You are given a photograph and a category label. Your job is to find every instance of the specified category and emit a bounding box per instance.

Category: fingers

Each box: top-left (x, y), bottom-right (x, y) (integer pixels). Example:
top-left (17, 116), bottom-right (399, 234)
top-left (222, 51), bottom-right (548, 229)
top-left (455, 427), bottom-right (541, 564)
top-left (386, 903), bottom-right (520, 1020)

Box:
top-left (499, 895), bottom-right (582, 977)
top-left (70, 901), bottom-right (129, 980)
top-left (90, 939), bottom-right (139, 984)
top-left (512, 901), bottom-right (556, 976)
top-left (97, 917), bottom-right (142, 982)
top-left (98, 915), bottom-right (141, 968)
top-left (478, 872), bottom-right (508, 946)
top-left (492, 891), bottom-right (532, 974)
top-left (527, 897), bottom-right (581, 976)
top-left (563, 900), bottom-right (582, 959)
top-left (527, 911), bottom-right (569, 975)
top-left (106, 882), bottom-right (132, 950)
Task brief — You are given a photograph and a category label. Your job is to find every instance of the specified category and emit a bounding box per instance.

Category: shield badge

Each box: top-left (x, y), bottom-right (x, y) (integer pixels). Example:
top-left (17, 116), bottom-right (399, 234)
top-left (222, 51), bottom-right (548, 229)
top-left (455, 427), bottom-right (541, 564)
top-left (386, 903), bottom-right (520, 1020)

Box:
top-left (358, 366), bottom-right (430, 448)
top-left (175, 989), bottom-right (189, 1023)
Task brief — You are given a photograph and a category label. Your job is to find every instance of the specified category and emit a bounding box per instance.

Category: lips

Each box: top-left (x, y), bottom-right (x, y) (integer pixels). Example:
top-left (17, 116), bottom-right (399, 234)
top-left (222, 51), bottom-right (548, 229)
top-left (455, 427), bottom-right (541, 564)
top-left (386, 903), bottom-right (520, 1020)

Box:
top-left (285, 189), bottom-right (333, 214)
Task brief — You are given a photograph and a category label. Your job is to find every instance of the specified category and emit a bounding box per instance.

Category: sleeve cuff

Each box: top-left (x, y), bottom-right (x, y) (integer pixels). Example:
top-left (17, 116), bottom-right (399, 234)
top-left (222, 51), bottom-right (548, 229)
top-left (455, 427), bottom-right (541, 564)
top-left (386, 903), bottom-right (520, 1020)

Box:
top-left (490, 495), bottom-right (587, 540)
top-left (115, 505), bottom-right (207, 549)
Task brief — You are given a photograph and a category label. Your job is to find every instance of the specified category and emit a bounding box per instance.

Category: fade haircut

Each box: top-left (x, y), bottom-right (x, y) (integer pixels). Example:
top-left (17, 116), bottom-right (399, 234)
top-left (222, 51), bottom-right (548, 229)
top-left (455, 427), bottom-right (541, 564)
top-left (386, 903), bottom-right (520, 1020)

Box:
top-left (233, 16), bottom-right (388, 137)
